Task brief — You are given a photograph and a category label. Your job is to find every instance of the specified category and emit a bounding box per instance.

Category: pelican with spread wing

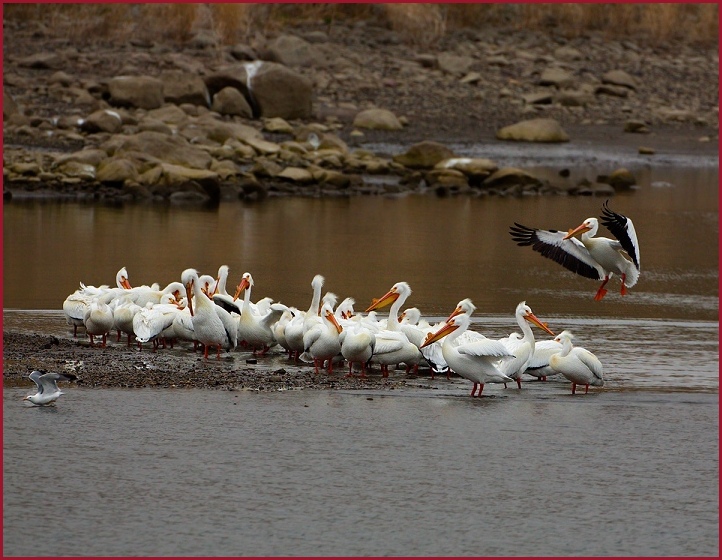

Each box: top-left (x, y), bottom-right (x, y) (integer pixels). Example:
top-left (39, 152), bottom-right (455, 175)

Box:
top-left (509, 200), bottom-right (640, 300)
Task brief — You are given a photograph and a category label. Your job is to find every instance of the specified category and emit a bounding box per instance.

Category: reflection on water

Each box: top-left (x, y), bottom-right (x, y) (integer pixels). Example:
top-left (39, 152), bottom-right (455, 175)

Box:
top-left (2, 166), bottom-right (718, 322)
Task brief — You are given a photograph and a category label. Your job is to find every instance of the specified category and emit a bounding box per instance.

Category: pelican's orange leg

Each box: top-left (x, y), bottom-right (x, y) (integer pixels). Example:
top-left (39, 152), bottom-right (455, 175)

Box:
top-left (594, 276), bottom-right (610, 301)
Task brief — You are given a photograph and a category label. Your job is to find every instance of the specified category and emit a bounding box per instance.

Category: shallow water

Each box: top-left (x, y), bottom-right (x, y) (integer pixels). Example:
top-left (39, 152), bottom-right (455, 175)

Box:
top-left (3, 387), bottom-right (718, 556)
top-left (2, 158), bottom-right (719, 556)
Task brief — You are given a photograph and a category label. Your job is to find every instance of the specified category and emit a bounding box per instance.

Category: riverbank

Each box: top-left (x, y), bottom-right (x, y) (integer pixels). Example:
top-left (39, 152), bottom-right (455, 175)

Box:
top-left (2, 330), bottom-right (415, 392)
top-left (3, 16), bottom-right (718, 203)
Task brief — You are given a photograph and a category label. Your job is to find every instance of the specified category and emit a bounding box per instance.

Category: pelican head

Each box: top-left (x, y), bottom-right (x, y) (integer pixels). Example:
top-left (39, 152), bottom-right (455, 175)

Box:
top-left (564, 217), bottom-right (599, 240)
top-left (421, 313), bottom-right (464, 348)
top-left (116, 267), bottom-right (132, 290)
top-left (365, 281), bottom-right (411, 312)
top-left (518, 301), bottom-right (555, 336)
top-left (446, 297), bottom-right (476, 322)
top-left (233, 272), bottom-right (254, 301)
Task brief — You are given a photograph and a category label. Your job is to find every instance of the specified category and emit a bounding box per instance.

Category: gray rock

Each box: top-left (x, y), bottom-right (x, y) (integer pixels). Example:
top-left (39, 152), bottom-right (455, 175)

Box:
top-left (555, 90), bottom-right (594, 107)
top-left (601, 70), bottom-right (637, 90)
top-left (146, 105), bottom-right (189, 125)
top-left (392, 141), bottom-right (455, 169)
top-left (624, 120), bottom-right (650, 133)
top-left (250, 62), bottom-right (313, 120)
top-left (107, 131), bottom-right (212, 169)
top-left (352, 108), bottom-right (403, 130)
top-left (261, 35), bottom-right (326, 67)
top-left (554, 46), bottom-right (583, 61)
top-left (595, 84), bottom-right (629, 98)
top-left (17, 52), bottom-right (61, 69)
top-left (97, 158), bottom-right (139, 184)
top-left (3, 92), bottom-right (19, 118)
top-left (79, 109), bottom-right (123, 134)
top-left (437, 52), bottom-right (475, 75)
top-left (481, 167), bottom-right (542, 189)
top-left (160, 70), bottom-right (210, 107)
top-left (211, 87), bottom-right (253, 118)
top-left (138, 117), bottom-right (173, 135)
top-left (108, 76), bottom-right (164, 110)
top-left (229, 44), bottom-right (257, 61)
top-left (539, 67), bottom-right (575, 88)
top-left (496, 118), bottom-right (570, 143)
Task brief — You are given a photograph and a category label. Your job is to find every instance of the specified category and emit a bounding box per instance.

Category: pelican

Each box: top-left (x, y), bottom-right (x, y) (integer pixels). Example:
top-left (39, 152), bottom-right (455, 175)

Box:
top-left (398, 307), bottom-right (449, 378)
top-left (365, 282), bottom-right (424, 376)
top-left (83, 300), bottom-right (114, 347)
top-left (132, 294), bottom-right (184, 349)
top-left (302, 302), bottom-right (344, 374)
top-left (339, 320), bottom-right (376, 377)
top-left (549, 330), bottom-right (604, 394)
top-left (234, 272), bottom-right (288, 356)
top-left (112, 295), bottom-right (143, 346)
top-left (284, 275), bottom-right (326, 361)
top-left (23, 370), bottom-right (77, 406)
top-left (63, 267), bottom-right (131, 336)
top-left (524, 336), bottom-right (564, 381)
top-left (182, 268), bottom-right (229, 359)
top-left (495, 301), bottom-right (555, 389)
top-left (421, 312), bottom-right (514, 397)
top-left (509, 200), bottom-right (640, 300)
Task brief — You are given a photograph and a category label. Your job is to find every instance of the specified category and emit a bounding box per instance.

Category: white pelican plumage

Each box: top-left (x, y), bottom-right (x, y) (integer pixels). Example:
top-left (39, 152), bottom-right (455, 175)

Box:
top-left (524, 336), bottom-right (564, 381)
top-left (112, 295), bottom-right (143, 346)
top-left (182, 268), bottom-right (229, 359)
top-left (62, 267), bottom-right (131, 337)
top-left (302, 302), bottom-right (344, 374)
top-left (494, 301), bottom-right (555, 389)
top-left (510, 200), bottom-right (640, 300)
top-left (365, 282), bottom-right (423, 376)
top-left (421, 312), bottom-right (514, 397)
top-left (132, 295), bottom-right (184, 349)
top-left (234, 272), bottom-right (288, 356)
top-left (23, 370), bottom-right (77, 406)
top-left (339, 320), bottom-right (376, 377)
top-left (284, 275), bottom-right (326, 361)
top-left (83, 300), bottom-right (114, 347)
top-left (549, 330), bottom-right (604, 394)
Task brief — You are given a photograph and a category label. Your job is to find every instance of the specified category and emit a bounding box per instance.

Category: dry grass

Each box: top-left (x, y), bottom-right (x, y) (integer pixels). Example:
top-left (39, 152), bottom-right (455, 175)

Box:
top-left (4, 3), bottom-right (718, 46)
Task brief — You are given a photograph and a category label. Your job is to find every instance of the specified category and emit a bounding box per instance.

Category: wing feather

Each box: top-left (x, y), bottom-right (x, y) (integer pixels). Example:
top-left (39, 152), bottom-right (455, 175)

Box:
top-left (510, 222), bottom-right (605, 280)
top-left (457, 338), bottom-right (513, 359)
top-left (600, 200), bottom-right (640, 269)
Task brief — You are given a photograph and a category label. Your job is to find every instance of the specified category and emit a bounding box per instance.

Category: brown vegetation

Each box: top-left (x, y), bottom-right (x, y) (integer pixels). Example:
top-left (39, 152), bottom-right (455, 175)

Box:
top-left (4, 3), bottom-right (718, 46)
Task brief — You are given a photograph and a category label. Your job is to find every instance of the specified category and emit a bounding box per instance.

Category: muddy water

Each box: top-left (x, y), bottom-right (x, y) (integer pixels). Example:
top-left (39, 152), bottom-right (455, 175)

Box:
top-left (2, 162), bottom-right (719, 556)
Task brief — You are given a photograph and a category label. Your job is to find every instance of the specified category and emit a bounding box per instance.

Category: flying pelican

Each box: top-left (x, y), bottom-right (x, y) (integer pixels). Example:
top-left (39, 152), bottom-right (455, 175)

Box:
top-left (509, 200), bottom-right (640, 300)
top-left (23, 370), bottom-right (77, 406)
top-left (495, 301), bottom-right (555, 389)
top-left (549, 330), bottom-right (604, 394)
top-left (365, 282), bottom-right (424, 376)
top-left (182, 268), bottom-right (229, 360)
top-left (302, 302), bottom-right (344, 374)
top-left (421, 312), bottom-right (514, 397)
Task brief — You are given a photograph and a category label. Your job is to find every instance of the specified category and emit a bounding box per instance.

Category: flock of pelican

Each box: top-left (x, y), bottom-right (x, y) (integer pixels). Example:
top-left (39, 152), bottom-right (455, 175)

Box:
top-left (53, 201), bottom-right (637, 403)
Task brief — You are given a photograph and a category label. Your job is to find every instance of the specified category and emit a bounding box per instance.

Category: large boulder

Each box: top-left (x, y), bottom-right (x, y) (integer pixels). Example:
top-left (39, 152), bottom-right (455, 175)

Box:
top-left (496, 118), bottom-right (570, 143)
top-left (108, 76), bottom-right (164, 110)
top-left (104, 131), bottom-right (212, 169)
top-left (159, 70), bottom-right (210, 107)
top-left (79, 109), bottom-right (123, 134)
top-left (249, 62), bottom-right (313, 119)
top-left (392, 141), bottom-right (455, 169)
top-left (260, 35), bottom-right (326, 67)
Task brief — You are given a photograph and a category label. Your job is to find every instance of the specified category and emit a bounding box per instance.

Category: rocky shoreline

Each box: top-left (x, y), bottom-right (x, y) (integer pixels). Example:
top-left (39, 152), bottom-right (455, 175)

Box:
top-left (3, 20), bottom-right (718, 204)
